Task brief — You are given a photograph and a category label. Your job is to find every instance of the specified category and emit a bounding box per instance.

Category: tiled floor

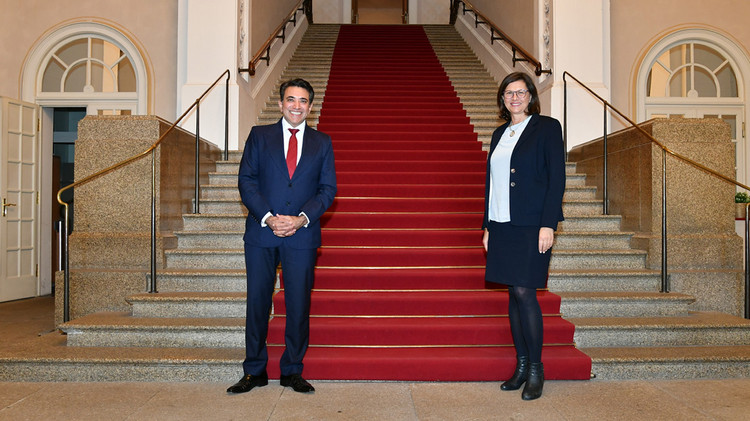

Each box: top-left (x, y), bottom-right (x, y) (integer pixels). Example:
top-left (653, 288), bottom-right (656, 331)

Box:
top-left (1, 296), bottom-right (750, 420)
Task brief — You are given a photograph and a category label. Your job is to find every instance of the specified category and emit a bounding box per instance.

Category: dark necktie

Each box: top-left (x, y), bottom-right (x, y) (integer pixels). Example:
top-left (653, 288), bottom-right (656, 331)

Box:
top-left (287, 128), bottom-right (299, 178)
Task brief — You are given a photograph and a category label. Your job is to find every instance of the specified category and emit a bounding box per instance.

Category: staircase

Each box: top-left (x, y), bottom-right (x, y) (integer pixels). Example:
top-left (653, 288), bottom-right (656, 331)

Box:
top-left (423, 25), bottom-right (502, 146)
top-left (2, 23), bottom-right (750, 382)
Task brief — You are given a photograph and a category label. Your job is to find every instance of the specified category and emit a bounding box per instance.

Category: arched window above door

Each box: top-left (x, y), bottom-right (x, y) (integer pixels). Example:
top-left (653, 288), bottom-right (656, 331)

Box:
top-left (41, 37), bottom-right (136, 94)
top-left (22, 20), bottom-right (149, 115)
top-left (637, 27), bottom-right (750, 185)
top-left (647, 42), bottom-right (738, 99)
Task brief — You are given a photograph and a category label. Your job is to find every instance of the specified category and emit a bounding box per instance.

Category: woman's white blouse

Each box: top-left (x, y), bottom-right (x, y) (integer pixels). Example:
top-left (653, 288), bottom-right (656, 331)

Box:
top-left (488, 115), bottom-right (532, 223)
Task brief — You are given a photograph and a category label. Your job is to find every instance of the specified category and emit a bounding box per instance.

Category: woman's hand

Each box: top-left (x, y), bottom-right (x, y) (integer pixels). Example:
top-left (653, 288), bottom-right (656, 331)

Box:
top-left (482, 229), bottom-right (489, 252)
top-left (538, 227), bottom-right (554, 253)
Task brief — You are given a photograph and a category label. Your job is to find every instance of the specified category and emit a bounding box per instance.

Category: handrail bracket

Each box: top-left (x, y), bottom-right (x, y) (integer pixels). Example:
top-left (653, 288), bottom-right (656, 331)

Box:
top-left (490, 28), bottom-right (504, 44)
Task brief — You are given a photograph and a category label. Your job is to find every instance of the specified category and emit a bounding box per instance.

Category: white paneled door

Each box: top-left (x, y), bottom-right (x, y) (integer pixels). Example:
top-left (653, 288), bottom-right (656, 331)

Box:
top-left (1, 98), bottom-right (39, 302)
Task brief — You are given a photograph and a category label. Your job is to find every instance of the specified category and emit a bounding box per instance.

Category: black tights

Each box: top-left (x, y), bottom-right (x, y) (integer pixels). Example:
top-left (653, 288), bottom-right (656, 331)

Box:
top-left (507, 285), bottom-right (543, 363)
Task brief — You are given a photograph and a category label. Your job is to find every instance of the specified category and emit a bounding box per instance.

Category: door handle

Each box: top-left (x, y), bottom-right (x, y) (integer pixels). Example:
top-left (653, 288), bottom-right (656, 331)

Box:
top-left (2, 198), bottom-right (16, 217)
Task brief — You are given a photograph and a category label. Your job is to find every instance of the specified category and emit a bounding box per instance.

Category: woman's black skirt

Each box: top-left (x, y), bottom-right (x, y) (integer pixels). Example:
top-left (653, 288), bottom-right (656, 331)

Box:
top-left (485, 220), bottom-right (551, 288)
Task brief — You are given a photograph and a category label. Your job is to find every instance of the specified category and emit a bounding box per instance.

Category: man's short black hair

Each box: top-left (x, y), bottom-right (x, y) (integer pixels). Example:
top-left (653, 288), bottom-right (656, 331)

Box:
top-left (279, 78), bottom-right (314, 103)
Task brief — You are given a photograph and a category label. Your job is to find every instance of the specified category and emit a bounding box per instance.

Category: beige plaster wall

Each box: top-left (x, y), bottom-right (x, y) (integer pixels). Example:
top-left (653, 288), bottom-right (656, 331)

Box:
top-left (251, 0), bottom-right (300, 53)
top-left (415, 0), bottom-right (449, 24)
top-left (466, 0), bottom-right (535, 56)
top-left (0, 0), bottom-right (178, 119)
top-left (610, 0), bottom-right (750, 120)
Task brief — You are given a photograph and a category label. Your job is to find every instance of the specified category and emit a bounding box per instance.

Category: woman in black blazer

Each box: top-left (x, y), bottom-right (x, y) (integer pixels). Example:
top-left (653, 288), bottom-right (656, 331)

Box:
top-left (482, 72), bottom-right (566, 400)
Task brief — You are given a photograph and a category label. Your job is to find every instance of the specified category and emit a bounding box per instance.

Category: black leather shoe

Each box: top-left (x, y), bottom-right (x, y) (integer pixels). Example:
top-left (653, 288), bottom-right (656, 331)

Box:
top-left (501, 356), bottom-right (529, 391)
top-left (227, 372), bottom-right (269, 394)
top-left (522, 362), bottom-right (544, 400)
top-left (280, 374), bottom-right (315, 393)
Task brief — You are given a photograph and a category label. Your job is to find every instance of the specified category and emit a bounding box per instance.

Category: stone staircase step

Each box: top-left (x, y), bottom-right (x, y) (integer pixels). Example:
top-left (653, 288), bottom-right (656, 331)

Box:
top-left (6, 333), bottom-right (748, 382)
top-left (570, 312), bottom-right (750, 348)
top-left (563, 186), bottom-right (598, 200)
top-left (180, 212), bottom-right (624, 233)
top-left (174, 229), bottom-right (631, 250)
top-left (211, 157), bottom-right (578, 174)
top-left (553, 231), bottom-right (633, 249)
top-left (0, 332), bottom-right (242, 382)
top-left (200, 185), bottom-right (242, 200)
top-left (163, 247), bottom-right (643, 271)
top-left (200, 184), bottom-right (598, 202)
top-left (566, 173), bottom-right (587, 186)
top-left (155, 269), bottom-right (246, 292)
top-left (129, 292), bottom-right (247, 318)
top-left (563, 199), bottom-right (606, 216)
top-left (165, 249), bottom-right (245, 270)
top-left (548, 269), bottom-right (662, 292)
top-left (205, 172), bottom-right (588, 192)
top-left (175, 230), bottom-right (243, 248)
top-left (557, 291), bottom-right (694, 318)
top-left (549, 249), bottom-right (647, 270)
top-left (583, 345), bottom-right (750, 380)
top-left (559, 215), bottom-right (622, 232)
top-left (182, 214), bottom-right (244, 231)
top-left (60, 312), bottom-right (245, 348)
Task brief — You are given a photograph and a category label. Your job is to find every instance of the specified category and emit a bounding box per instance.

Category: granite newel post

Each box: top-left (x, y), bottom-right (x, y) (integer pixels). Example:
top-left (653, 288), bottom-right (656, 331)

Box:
top-left (569, 118), bottom-right (743, 315)
top-left (54, 116), bottom-right (220, 324)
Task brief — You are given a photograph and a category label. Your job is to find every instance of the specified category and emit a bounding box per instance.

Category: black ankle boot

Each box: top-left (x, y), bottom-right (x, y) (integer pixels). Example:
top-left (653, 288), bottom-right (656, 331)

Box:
top-left (501, 356), bottom-right (529, 391)
top-left (522, 362), bottom-right (544, 400)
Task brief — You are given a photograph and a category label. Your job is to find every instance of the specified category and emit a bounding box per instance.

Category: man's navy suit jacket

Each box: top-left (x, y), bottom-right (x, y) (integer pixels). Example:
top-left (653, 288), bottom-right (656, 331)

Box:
top-left (238, 119), bottom-right (337, 249)
top-left (482, 114), bottom-right (566, 231)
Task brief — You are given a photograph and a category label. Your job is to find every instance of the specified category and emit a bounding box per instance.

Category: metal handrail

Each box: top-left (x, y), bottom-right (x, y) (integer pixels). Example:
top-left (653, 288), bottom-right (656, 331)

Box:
top-left (563, 71), bottom-right (750, 318)
top-left (450, 0), bottom-right (551, 76)
top-left (238, 0), bottom-right (309, 76)
top-left (57, 69), bottom-right (231, 322)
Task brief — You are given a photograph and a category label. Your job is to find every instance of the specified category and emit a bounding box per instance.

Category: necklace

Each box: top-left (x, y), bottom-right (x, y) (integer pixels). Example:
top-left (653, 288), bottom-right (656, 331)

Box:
top-left (508, 121), bottom-right (523, 137)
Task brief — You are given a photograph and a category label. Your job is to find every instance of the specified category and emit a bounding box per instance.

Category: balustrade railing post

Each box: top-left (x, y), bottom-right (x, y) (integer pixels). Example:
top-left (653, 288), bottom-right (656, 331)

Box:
top-left (150, 150), bottom-right (157, 293)
top-left (661, 149), bottom-right (669, 292)
top-left (63, 204), bottom-right (70, 322)
top-left (603, 103), bottom-right (608, 215)
top-left (745, 203), bottom-right (749, 318)
top-left (563, 73), bottom-right (568, 161)
top-left (194, 102), bottom-right (201, 214)
top-left (225, 72), bottom-right (230, 161)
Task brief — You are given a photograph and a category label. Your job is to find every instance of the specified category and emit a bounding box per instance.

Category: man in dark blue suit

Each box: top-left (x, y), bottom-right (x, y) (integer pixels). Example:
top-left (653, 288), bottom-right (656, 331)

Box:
top-left (228, 78), bottom-right (337, 394)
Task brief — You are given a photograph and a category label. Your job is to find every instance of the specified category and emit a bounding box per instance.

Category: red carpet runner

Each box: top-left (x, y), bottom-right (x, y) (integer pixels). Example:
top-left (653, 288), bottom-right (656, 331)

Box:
top-left (269, 25), bottom-right (591, 381)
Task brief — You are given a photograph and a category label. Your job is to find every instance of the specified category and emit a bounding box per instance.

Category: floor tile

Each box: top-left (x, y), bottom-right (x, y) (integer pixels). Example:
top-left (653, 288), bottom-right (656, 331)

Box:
top-left (270, 381), bottom-right (417, 420)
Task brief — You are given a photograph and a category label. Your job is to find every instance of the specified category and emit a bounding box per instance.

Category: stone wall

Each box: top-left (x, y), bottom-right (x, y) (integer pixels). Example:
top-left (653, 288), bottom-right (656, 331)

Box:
top-left (55, 116), bottom-right (221, 324)
top-left (569, 118), bottom-right (744, 315)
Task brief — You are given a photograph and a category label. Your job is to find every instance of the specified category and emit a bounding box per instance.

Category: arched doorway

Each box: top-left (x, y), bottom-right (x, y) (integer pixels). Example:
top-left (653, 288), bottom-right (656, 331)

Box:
top-left (637, 28), bottom-right (750, 185)
top-left (19, 20), bottom-right (150, 294)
